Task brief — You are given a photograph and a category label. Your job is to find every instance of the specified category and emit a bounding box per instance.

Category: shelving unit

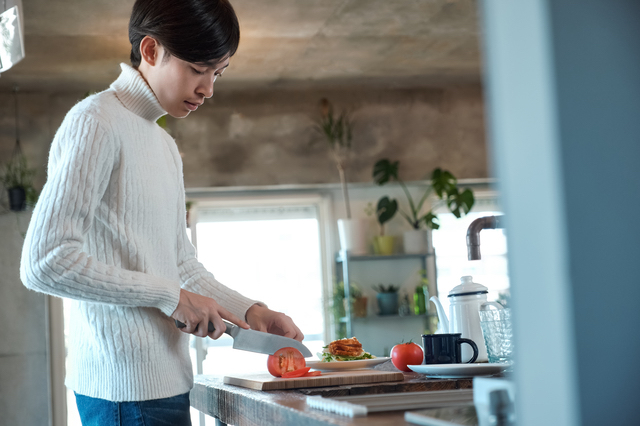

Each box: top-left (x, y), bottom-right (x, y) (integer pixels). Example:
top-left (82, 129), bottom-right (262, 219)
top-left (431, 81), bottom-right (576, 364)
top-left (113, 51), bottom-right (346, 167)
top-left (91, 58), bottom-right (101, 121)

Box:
top-left (334, 250), bottom-right (439, 355)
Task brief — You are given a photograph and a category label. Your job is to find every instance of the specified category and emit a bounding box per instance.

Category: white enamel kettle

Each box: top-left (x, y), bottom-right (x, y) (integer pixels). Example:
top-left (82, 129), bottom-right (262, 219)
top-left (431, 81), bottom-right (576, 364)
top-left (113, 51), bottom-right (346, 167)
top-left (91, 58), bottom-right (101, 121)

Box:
top-left (430, 276), bottom-right (500, 363)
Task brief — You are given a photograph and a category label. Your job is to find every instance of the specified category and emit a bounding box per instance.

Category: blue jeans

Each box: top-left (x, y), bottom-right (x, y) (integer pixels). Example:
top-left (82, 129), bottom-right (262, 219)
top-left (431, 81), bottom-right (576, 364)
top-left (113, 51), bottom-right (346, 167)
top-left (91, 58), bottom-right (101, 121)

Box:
top-left (75, 392), bottom-right (192, 426)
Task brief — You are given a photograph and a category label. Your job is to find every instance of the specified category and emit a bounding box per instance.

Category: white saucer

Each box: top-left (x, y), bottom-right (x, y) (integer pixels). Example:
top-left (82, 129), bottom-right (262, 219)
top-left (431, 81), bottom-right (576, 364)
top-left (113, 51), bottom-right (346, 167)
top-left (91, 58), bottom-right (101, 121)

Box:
top-left (407, 363), bottom-right (511, 378)
top-left (306, 357), bottom-right (390, 371)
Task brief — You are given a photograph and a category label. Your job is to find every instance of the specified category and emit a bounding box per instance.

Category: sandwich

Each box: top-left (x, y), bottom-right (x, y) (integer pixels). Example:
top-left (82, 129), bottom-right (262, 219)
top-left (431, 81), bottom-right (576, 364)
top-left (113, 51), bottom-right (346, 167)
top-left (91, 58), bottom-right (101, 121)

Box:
top-left (320, 337), bottom-right (375, 362)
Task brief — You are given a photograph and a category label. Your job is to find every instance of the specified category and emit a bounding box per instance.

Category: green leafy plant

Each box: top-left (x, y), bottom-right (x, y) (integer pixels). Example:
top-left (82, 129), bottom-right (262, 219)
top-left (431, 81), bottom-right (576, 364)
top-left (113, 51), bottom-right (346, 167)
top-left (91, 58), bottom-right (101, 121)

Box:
top-left (331, 281), bottom-right (363, 339)
top-left (375, 196), bottom-right (397, 235)
top-left (313, 98), bottom-right (354, 218)
top-left (372, 284), bottom-right (400, 293)
top-left (1, 153), bottom-right (35, 189)
top-left (373, 159), bottom-right (475, 230)
top-left (1, 153), bottom-right (38, 207)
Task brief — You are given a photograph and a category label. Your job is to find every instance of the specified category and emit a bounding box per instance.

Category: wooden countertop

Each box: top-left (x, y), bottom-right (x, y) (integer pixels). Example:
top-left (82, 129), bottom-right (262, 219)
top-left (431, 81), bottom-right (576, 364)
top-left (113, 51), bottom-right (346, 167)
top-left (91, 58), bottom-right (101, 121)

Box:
top-left (190, 362), bottom-right (474, 426)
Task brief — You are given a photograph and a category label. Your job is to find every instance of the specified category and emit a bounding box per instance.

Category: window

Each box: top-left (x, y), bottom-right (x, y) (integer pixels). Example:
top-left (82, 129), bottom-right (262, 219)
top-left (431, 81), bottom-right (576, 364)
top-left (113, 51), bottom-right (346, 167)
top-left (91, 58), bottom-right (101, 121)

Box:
top-left (431, 194), bottom-right (509, 315)
top-left (187, 195), bottom-right (331, 380)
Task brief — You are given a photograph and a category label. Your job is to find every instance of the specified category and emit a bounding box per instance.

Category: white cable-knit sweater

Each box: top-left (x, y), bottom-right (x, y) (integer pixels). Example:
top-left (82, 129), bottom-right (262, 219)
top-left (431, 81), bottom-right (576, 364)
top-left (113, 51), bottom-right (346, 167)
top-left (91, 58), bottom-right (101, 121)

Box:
top-left (20, 63), bottom-right (259, 402)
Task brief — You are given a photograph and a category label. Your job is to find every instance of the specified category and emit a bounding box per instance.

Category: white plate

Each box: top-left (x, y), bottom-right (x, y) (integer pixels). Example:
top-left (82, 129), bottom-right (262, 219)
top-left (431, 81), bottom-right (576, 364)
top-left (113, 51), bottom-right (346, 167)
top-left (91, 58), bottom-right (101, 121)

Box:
top-left (407, 363), bottom-right (511, 378)
top-left (306, 357), bottom-right (391, 371)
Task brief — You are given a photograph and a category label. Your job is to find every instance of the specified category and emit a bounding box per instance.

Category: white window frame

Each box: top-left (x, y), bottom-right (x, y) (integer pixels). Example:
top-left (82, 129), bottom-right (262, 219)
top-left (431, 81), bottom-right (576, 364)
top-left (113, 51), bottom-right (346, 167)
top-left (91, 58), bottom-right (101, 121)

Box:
top-left (187, 192), bottom-right (335, 353)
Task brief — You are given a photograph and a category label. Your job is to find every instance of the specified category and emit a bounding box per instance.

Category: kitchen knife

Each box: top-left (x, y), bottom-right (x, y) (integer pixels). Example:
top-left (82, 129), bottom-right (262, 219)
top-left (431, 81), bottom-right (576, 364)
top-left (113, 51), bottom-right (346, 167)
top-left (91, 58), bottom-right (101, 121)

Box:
top-left (174, 319), bottom-right (312, 357)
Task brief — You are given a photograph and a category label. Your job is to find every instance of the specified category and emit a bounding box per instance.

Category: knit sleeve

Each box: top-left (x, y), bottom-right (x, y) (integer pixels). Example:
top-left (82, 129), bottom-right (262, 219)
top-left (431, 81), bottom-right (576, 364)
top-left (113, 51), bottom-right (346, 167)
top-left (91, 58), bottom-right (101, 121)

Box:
top-left (170, 170), bottom-right (263, 320)
top-left (20, 111), bottom-right (180, 317)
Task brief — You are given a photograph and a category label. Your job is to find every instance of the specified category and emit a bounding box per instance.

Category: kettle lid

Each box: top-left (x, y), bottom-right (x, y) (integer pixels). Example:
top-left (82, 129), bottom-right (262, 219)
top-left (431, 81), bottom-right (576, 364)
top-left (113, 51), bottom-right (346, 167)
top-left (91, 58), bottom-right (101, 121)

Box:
top-left (448, 275), bottom-right (488, 297)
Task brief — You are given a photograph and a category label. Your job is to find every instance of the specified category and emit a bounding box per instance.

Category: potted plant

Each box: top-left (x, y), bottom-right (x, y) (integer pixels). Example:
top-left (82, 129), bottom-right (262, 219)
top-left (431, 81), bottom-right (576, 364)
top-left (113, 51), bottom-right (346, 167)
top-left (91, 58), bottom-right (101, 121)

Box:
top-left (372, 284), bottom-right (400, 315)
top-left (373, 159), bottom-right (475, 254)
top-left (414, 269), bottom-right (430, 315)
top-left (1, 152), bottom-right (37, 211)
top-left (340, 282), bottom-right (368, 318)
top-left (373, 196), bottom-right (397, 255)
top-left (314, 98), bottom-right (367, 255)
top-left (332, 281), bottom-right (367, 337)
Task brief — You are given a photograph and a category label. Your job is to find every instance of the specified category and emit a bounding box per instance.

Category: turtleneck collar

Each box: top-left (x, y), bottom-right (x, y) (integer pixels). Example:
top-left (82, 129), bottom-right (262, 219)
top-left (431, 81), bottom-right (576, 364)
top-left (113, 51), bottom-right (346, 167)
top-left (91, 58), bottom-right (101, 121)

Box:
top-left (110, 63), bottom-right (167, 122)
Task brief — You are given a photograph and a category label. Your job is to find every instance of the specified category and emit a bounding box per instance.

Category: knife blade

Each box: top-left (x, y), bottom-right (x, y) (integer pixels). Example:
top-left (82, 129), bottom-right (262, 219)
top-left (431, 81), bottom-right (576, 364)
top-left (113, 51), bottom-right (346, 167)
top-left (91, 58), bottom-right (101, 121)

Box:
top-left (174, 319), bottom-right (312, 357)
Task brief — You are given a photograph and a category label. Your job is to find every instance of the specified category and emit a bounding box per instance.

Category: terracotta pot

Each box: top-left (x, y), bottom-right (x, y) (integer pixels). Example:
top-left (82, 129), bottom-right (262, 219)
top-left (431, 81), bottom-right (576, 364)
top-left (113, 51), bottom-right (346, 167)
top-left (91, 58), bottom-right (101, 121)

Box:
top-left (352, 297), bottom-right (368, 317)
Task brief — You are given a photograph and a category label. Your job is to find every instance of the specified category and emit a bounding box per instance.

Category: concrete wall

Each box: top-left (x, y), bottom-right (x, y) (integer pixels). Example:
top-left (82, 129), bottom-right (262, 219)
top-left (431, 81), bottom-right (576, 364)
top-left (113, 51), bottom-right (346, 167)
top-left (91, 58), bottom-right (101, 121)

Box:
top-left (0, 211), bottom-right (50, 426)
top-left (0, 83), bottom-right (488, 191)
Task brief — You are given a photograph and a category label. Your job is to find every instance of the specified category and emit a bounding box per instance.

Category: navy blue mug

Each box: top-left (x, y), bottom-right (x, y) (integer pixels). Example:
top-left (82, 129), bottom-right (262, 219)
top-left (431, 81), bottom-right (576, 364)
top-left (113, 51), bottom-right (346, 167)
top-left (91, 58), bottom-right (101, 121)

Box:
top-left (422, 333), bottom-right (479, 364)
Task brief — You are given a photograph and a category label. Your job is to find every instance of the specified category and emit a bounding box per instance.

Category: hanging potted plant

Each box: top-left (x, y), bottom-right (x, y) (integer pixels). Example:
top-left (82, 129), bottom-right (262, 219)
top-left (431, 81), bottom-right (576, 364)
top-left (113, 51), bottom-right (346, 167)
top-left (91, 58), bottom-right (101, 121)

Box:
top-left (1, 152), bottom-right (37, 212)
top-left (314, 98), bottom-right (368, 255)
top-left (2, 87), bottom-right (38, 212)
top-left (373, 159), bottom-right (475, 254)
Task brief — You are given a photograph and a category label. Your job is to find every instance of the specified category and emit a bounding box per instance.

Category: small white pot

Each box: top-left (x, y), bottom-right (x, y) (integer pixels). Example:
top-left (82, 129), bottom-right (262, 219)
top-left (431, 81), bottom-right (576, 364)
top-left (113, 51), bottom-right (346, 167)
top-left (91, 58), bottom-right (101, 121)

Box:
top-left (403, 229), bottom-right (432, 254)
top-left (337, 219), bottom-right (369, 255)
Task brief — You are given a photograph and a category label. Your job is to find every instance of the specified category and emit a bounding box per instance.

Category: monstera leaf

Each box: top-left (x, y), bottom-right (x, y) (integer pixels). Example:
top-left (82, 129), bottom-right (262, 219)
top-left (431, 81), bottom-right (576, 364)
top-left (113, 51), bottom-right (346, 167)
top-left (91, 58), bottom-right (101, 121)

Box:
top-left (431, 168), bottom-right (457, 199)
top-left (447, 188), bottom-right (475, 218)
top-left (376, 196), bottom-right (398, 226)
top-left (373, 159), bottom-right (399, 186)
top-left (371, 158), bottom-right (475, 230)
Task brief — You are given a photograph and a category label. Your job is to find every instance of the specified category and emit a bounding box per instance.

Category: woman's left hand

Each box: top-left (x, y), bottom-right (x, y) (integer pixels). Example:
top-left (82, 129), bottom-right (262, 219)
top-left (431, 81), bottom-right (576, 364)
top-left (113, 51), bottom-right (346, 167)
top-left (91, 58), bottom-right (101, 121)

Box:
top-left (245, 304), bottom-right (304, 342)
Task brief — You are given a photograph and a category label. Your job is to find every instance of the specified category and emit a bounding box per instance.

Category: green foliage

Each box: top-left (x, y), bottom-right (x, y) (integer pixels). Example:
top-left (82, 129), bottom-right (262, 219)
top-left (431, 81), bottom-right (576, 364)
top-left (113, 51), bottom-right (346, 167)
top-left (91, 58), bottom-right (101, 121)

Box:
top-left (1, 153), bottom-right (36, 190)
top-left (315, 98), bottom-right (353, 151)
top-left (372, 158), bottom-right (475, 230)
top-left (372, 283), bottom-right (400, 293)
top-left (156, 115), bottom-right (168, 129)
top-left (418, 269), bottom-right (429, 287)
top-left (320, 351), bottom-right (374, 362)
top-left (313, 98), bottom-right (354, 218)
top-left (334, 281), bottom-right (362, 301)
top-left (375, 196), bottom-right (397, 235)
top-left (331, 281), bottom-right (363, 339)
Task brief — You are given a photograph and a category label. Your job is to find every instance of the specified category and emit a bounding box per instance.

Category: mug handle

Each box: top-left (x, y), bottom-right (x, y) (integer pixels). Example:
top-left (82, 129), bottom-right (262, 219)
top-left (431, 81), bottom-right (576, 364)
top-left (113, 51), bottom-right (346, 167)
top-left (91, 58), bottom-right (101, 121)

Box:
top-left (480, 301), bottom-right (505, 312)
top-left (457, 338), bottom-right (479, 363)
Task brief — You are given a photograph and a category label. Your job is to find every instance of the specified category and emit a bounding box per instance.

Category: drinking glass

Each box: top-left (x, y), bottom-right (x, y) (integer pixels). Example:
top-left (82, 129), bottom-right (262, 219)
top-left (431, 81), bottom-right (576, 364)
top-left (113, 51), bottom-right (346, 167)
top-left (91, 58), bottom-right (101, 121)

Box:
top-left (479, 307), bottom-right (514, 363)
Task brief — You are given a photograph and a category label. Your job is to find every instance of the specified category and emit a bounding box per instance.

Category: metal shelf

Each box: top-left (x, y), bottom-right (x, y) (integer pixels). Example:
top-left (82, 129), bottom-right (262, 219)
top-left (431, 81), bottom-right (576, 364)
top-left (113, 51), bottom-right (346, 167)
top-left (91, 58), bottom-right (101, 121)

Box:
top-left (346, 313), bottom-right (435, 322)
top-left (335, 250), bottom-right (438, 338)
top-left (335, 251), bottom-right (434, 263)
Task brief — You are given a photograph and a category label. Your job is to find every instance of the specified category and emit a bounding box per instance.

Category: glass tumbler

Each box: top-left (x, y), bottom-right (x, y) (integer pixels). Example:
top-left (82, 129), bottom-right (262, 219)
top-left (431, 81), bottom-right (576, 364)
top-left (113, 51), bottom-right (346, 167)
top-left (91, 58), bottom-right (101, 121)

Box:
top-left (479, 307), bottom-right (514, 363)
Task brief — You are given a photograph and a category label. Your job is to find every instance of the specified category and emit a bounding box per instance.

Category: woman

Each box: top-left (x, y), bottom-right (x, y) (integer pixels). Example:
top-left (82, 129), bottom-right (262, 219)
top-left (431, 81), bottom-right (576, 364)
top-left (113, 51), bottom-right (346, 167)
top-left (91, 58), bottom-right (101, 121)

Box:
top-left (20, 0), bottom-right (304, 424)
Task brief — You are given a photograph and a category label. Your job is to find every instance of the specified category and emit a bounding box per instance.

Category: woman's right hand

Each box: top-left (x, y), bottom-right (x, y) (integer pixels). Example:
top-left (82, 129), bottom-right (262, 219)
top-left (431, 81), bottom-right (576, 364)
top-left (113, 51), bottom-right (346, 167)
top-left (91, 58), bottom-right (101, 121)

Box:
top-left (170, 289), bottom-right (250, 339)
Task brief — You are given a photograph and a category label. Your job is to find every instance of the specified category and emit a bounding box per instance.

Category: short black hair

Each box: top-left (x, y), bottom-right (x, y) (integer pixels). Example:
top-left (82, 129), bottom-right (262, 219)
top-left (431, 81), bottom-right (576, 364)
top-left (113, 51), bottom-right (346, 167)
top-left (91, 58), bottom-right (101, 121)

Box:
top-left (129, 0), bottom-right (240, 67)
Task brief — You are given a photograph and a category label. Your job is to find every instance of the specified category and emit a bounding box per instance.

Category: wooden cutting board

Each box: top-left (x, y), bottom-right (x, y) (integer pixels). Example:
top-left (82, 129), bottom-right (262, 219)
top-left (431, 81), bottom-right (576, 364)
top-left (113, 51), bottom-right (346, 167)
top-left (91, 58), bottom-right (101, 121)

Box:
top-left (224, 369), bottom-right (405, 391)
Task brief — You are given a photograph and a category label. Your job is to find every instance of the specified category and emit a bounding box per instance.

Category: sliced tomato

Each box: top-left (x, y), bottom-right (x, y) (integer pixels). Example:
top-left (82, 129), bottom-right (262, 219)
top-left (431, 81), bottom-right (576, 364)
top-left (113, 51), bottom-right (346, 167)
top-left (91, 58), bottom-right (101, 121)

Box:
top-left (267, 347), bottom-right (306, 377)
top-left (303, 370), bottom-right (322, 377)
top-left (281, 367), bottom-right (311, 378)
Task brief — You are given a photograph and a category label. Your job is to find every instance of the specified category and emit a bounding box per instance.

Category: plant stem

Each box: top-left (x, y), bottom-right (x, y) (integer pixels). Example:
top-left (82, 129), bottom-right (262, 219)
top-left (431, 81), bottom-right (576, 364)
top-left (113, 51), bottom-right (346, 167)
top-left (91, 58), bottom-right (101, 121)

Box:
top-left (337, 164), bottom-right (351, 219)
top-left (395, 179), bottom-right (423, 226)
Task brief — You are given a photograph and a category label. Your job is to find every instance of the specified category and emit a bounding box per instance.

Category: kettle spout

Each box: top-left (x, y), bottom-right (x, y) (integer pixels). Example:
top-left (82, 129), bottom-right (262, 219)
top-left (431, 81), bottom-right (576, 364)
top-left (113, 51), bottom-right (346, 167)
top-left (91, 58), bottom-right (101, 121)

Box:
top-left (429, 296), bottom-right (449, 334)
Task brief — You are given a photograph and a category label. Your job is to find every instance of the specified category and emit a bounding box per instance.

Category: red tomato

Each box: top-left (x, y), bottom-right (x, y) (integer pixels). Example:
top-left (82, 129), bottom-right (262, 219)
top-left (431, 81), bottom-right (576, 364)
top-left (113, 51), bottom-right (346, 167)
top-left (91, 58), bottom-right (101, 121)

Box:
top-left (304, 370), bottom-right (322, 377)
top-left (390, 341), bottom-right (424, 372)
top-left (267, 347), bottom-right (306, 377)
top-left (281, 367), bottom-right (311, 378)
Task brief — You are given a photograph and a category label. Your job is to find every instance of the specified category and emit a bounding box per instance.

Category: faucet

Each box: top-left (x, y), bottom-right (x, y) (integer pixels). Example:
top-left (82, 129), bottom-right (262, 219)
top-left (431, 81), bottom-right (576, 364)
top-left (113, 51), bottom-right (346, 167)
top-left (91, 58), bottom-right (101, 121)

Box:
top-left (466, 215), bottom-right (505, 260)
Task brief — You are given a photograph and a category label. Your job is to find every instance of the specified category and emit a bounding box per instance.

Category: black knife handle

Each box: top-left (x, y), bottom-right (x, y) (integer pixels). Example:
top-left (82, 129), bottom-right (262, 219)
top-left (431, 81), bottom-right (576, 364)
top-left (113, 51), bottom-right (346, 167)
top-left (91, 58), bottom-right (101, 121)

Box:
top-left (174, 319), bottom-right (215, 333)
